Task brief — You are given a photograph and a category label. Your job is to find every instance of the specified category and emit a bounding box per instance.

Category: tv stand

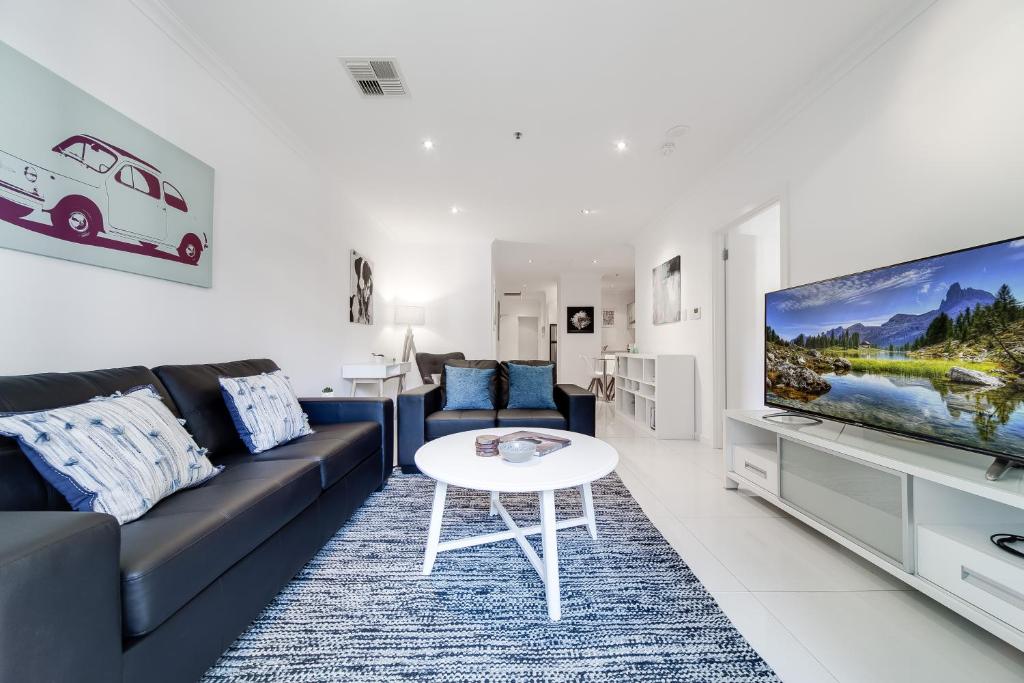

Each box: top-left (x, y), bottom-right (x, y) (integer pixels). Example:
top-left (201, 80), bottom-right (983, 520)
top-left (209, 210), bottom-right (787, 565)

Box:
top-left (725, 409), bottom-right (1024, 652)
top-left (987, 457), bottom-right (1023, 482)
top-left (761, 411), bottom-right (822, 425)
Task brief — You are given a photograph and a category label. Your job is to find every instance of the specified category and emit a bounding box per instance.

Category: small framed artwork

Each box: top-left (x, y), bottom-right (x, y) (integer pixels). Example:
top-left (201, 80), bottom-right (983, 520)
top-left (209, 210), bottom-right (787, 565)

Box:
top-left (653, 255), bottom-right (682, 324)
top-left (567, 306), bottom-right (594, 334)
top-left (350, 249), bottom-right (374, 324)
top-left (602, 309), bottom-right (615, 327)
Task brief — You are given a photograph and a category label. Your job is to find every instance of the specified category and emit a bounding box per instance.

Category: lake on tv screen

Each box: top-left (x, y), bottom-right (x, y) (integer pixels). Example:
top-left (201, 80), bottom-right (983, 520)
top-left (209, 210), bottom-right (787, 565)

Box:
top-left (765, 238), bottom-right (1024, 458)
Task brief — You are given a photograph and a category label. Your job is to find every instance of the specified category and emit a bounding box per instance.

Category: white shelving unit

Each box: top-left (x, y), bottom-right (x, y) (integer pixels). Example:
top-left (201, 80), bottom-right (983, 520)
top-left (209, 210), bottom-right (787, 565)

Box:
top-left (613, 353), bottom-right (695, 438)
top-left (724, 409), bottom-right (1024, 651)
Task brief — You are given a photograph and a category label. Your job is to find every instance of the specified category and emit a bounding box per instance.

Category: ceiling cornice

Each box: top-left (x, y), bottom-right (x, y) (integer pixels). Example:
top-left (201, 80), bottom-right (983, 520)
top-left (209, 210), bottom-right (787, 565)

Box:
top-left (631, 0), bottom-right (939, 240)
top-left (128, 0), bottom-right (318, 169)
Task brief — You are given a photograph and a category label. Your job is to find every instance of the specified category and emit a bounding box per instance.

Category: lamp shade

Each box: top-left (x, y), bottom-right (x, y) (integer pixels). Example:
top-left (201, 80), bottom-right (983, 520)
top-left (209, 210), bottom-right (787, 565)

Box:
top-left (395, 305), bottom-right (425, 326)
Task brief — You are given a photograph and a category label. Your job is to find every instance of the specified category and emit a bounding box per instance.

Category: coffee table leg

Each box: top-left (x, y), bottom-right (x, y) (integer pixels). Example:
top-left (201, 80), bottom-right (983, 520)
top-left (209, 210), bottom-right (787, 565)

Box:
top-left (489, 490), bottom-right (499, 516)
top-left (539, 489), bottom-right (561, 620)
top-left (422, 481), bottom-right (448, 575)
top-left (580, 483), bottom-right (597, 539)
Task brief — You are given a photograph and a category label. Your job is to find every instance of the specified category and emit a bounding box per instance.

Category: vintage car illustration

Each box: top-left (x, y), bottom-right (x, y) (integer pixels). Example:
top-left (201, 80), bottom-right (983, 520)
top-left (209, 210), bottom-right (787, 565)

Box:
top-left (0, 134), bottom-right (208, 265)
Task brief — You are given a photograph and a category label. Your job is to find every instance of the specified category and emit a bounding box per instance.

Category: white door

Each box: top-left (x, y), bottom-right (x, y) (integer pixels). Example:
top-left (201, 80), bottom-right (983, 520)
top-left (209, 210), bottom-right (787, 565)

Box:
top-left (518, 316), bottom-right (539, 360)
top-left (724, 203), bottom-right (781, 410)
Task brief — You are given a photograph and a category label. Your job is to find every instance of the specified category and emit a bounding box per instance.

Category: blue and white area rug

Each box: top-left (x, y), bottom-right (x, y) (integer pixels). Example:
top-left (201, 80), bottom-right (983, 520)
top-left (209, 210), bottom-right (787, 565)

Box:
top-left (202, 471), bottom-right (778, 682)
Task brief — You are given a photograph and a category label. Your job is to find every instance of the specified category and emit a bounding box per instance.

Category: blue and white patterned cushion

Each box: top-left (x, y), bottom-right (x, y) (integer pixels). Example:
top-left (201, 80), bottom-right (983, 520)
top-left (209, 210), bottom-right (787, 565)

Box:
top-left (0, 386), bottom-right (222, 524)
top-left (219, 371), bottom-right (313, 453)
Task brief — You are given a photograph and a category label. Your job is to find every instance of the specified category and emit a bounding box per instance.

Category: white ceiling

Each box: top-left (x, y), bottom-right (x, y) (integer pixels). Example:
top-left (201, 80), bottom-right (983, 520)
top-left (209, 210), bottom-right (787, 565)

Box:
top-left (162, 0), bottom-right (917, 244)
top-left (492, 240), bottom-right (634, 295)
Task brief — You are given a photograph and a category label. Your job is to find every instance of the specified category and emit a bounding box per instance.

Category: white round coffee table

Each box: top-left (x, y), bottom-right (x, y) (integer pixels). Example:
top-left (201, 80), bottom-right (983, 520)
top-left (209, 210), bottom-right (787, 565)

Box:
top-left (414, 427), bottom-right (619, 620)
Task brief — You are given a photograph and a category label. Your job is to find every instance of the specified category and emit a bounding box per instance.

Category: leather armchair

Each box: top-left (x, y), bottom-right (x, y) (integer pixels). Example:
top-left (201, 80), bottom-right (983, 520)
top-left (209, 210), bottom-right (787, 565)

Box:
top-left (300, 396), bottom-right (395, 485)
top-left (397, 380), bottom-right (596, 473)
top-left (397, 384), bottom-right (443, 472)
top-left (554, 384), bottom-right (596, 437)
top-left (0, 511), bottom-right (122, 683)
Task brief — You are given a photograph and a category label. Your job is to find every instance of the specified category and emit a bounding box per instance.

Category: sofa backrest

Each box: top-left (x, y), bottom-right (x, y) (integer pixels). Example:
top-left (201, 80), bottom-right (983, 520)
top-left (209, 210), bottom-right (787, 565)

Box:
top-left (153, 359), bottom-right (279, 461)
top-left (497, 361), bottom-right (557, 408)
top-left (415, 351), bottom-right (465, 384)
top-left (0, 366), bottom-right (179, 511)
top-left (438, 360), bottom-right (557, 409)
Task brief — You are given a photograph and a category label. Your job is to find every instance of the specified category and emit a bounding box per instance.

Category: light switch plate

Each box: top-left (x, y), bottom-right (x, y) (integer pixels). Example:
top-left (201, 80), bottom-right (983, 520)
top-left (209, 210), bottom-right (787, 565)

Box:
top-left (688, 306), bottom-right (702, 320)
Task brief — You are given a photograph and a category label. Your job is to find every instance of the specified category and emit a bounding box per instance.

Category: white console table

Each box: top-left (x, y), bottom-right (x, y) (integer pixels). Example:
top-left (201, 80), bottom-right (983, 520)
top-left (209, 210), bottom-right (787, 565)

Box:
top-left (724, 409), bottom-right (1024, 651)
top-left (342, 361), bottom-right (412, 397)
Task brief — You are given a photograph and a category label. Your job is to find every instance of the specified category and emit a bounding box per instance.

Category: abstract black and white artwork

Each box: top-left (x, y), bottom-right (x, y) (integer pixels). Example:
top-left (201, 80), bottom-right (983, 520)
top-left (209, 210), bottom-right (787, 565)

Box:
top-left (602, 309), bottom-right (615, 327)
top-left (350, 249), bottom-right (374, 324)
top-left (567, 306), bottom-right (594, 333)
top-left (652, 255), bottom-right (681, 324)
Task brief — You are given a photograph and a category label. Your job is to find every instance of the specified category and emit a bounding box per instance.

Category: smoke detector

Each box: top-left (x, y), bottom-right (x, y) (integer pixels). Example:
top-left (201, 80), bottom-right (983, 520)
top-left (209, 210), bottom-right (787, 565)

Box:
top-left (340, 58), bottom-right (408, 97)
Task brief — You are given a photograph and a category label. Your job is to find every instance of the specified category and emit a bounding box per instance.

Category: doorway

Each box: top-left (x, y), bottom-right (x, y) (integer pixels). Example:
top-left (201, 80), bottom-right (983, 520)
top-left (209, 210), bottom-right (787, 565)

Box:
top-left (518, 316), bottom-right (539, 360)
top-left (713, 201), bottom-right (784, 446)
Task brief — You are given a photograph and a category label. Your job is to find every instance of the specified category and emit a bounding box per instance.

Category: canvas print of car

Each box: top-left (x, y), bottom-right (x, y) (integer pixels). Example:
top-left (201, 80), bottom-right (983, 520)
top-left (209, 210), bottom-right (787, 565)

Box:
top-left (0, 42), bottom-right (214, 288)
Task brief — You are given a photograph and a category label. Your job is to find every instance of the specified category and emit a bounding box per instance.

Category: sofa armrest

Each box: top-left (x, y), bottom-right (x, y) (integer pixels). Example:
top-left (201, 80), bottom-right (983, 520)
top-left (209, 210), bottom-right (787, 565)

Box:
top-left (301, 397), bottom-right (394, 485)
top-left (0, 511), bottom-right (121, 682)
top-left (554, 384), bottom-right (596, 436)
top-left (397, 384), bottom-right (443, 472)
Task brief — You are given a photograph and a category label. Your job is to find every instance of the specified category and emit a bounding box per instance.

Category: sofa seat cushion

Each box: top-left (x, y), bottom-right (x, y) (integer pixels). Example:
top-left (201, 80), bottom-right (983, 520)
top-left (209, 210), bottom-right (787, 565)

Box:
top-left (496, 409), bottom-right (567, 430)
top-left (425, 410), bottom-right (496, 440)
top-left (219, 422), bottom-right (381, 489)
top-left (119, 459), bottom-right (320, 637)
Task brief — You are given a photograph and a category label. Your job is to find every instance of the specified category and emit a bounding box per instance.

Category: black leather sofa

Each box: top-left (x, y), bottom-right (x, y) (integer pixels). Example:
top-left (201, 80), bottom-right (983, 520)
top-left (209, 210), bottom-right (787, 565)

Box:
top-left (0, 359), bottom-right (392, 683)
top-left (398, 360), bottom-right (595, 472)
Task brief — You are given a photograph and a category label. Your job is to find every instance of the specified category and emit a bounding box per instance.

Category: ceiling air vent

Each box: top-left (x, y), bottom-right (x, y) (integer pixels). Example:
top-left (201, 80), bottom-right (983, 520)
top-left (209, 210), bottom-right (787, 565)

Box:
top-left (341, 58), bottom-right (408, 97)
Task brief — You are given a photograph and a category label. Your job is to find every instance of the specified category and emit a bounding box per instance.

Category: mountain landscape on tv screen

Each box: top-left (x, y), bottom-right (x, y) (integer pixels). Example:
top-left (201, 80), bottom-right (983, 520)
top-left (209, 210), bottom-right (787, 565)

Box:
top-left (765, 238), bottom-right (1024, 459)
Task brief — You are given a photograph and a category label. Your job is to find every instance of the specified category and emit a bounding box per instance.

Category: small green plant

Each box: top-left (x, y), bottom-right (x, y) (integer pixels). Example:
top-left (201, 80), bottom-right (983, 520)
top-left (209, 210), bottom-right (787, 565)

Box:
top-left (322, 386), bottom-right (334, 393)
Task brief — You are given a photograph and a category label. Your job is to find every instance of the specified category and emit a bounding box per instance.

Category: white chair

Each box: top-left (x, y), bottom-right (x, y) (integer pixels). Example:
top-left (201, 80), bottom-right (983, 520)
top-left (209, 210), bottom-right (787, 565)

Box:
top-left (581, 354), bottom-right (607, 399)
top-left (602, 356), bottom-right (616, 401)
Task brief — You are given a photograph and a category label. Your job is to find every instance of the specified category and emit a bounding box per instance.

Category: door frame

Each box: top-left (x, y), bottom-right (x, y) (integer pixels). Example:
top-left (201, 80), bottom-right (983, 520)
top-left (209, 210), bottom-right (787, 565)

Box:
top-left (711, 195), bottom-right (789, 449)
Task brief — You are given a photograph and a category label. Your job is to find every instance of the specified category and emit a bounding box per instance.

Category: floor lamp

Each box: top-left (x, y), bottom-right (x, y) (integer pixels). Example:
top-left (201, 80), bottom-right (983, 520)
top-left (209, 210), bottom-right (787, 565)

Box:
top-left (396, 305), bottom-right (425, 363)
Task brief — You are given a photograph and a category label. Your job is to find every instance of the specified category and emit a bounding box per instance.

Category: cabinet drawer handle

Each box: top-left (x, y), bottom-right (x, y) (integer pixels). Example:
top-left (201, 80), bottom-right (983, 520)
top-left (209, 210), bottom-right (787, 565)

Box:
top-left (743, 461), bottom-right (768, 479)
top-left (961, 565), bottom-right (1024, 611)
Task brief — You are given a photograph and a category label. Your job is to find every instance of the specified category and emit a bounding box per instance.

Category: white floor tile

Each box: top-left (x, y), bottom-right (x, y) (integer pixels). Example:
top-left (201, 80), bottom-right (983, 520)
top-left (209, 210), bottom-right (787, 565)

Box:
top-left (684, 516), bottom-right (907, 592)
top-left (755, 590), bottom-right (1024, 683)
top-left (712, 592), bottom-right (838, 683)
top-left (595, 403), bottom-right (1024, 682)
top-left (617, 460), bottom-right (747, 592)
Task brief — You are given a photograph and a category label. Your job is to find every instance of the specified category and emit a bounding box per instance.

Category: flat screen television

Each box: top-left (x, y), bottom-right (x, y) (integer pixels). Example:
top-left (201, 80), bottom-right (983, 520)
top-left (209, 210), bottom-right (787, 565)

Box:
top-left (764, 236), bottom-right (1024, 472)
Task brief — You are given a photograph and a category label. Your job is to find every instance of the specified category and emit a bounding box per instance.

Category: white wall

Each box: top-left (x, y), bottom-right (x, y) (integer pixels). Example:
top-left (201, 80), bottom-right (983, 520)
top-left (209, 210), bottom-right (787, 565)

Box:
top-left (600, 288), bottom-right (635, 352)
top-left (0, 0), bottom-right (493, 396)
top-left (632, 0), bottom-right (1024, 442)
top-left (495, 294), bottom-right (544, 362)
top-left (556, 271), bottom-right (602, 387)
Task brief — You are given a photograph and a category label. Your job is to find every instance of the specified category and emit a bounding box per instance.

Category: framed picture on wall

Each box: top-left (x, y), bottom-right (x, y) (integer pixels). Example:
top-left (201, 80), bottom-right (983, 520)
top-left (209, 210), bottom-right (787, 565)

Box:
top-left (653, 255), bottom-right (682, 324)
top-left (349, 249), bottom-right (374, 324)
top-left (567, 306), bottom-right (594, 334)
top-left (0, 42), bottom-right (215, 287)
top-left (602, 309), bottom-right (615, 327)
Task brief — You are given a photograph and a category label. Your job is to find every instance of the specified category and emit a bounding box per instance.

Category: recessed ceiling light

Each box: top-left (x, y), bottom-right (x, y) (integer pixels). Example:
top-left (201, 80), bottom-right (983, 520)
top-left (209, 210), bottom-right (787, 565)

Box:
top-left (615, 140), bottom-right (628, 152)
top-left (528, 259), bottom-right (533, 264)
top-left (580, 209), bottom-right (592, 215)
top-left (422, 139), bottom-right (434, 150)
top-left (592, 258), bottom-right (599, 264)
top-left (450, 206), bottom-right (460, 214)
